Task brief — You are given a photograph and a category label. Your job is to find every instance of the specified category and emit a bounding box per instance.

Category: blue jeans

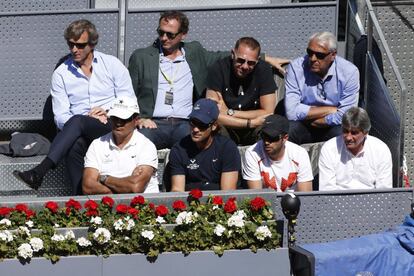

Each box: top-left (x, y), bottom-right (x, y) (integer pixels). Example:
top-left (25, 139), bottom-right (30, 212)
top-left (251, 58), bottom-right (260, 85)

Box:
top-left (139, 118), bottom-right (190, 149)
top-left (288, 120), bottom-right (342, 144)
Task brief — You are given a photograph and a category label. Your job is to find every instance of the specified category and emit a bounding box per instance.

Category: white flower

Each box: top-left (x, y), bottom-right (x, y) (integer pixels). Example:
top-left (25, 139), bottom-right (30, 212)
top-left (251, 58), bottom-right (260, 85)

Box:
top-left (155, 216), bottom-right (166, 224)
top-left (113, 219), bottom-right (124, 231)
top-left (141, 230), bottom-right (154, 241)
top-left (227, 211), bottom-right (245, 228)
top-left (113, 240), bottom-right (119, 245)
top-left (0, 218), bottom-right (11, 227)
top-left (0, 230), bottom-right (13, 242)
top-left (90, 216), bottom-right (102, 225)
top-left (213, 205), bottom-right (219, 210)
top-left (124, 236), bottom-right (130, 241)
top-left (54, 223), bottom-right (60, 228)
top-left (18, 226), bottom-right (31, 237)
top-left (65, 230), bottom-right (75, 240)
top-left (176, 211), bottom-right (196, 225)
top-left (18, 243), bottom-right (33, 259)
top-left (93, 228), bottom-right (111, 244)
top-left (76, 237), bottom-right (92, 247)
top-left (25, 220), bottom-right (34, 228)
top-left (214, 224), bottom-right (226, 237)
top-left (255, 225), bottom-right (272, 241)
top-left (51, 234), bottom-right (65, 242)
top-left (125, 218), bottom-right (135, 231)
top-left (29, 237), bottom-right (44, 252)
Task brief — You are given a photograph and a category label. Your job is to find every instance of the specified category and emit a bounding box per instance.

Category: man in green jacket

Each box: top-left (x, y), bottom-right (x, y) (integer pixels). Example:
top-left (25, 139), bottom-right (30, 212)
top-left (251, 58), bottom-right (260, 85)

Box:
top-left (128, 10), bottom-right (287, 149)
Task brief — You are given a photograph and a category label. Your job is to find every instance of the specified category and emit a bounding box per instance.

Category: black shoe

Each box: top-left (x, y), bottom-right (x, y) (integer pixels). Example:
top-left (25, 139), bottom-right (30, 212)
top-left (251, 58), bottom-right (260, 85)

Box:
top-left (13, 170), bottom-right (43, 190)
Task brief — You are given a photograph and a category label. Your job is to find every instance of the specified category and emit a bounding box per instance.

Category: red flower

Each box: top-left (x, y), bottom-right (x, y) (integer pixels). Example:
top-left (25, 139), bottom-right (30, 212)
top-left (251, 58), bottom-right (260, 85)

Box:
top-left (212, 196), bottom-right (223, 206)
top-left (172, 200), bottom-right (186, 211)
top-left (116, 204), bottom-right (129, 214)
top-left (130, 196), bottom-right (145, 207)
top-left (127, 207), bottom-right (139, 218)
top-left (224, 197), bottom-right (237, 214)
top-left (0, 207), bottom-right (11, 217)
top-left (85, 209), bottom-right (98, 217)
top-left (84, 200), bottom-right (98, 210)
top-left (101, 196), bottom-right (114, 208)
top-left (149, 203), bottom-right (155, 210)
top-left (65, 198), bottom-right (82, 210)
top-left (45, 201), bottom-right (59, 214)
top-left (189, 189), bottom-right (203, 200)
top-left (250, 197), bottom-right (266, 211)
top-left (155, 205), bottom-right (169, 217)
top-left (15, 204), bottom-right (28, 212)
top-left (25, 209), bottom-right (35, 219)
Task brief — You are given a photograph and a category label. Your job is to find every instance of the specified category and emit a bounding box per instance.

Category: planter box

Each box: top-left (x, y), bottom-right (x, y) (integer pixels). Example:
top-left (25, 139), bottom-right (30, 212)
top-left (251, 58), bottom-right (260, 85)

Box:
top-left (0, 248), bottom-right (289, 276)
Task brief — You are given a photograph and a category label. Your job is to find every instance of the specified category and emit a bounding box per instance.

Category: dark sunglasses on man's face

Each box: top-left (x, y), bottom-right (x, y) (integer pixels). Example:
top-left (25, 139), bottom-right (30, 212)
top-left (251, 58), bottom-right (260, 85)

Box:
top-left (190, 119), bottom-right (211, 131)
top-left (67, 41), bottom-right (89, 49)
top-left (261, 132), bottom-right (282, 143)
top-left (157, 28), bottom-right (181, 40)
top-left (306, 48), bottom-right (331, 60)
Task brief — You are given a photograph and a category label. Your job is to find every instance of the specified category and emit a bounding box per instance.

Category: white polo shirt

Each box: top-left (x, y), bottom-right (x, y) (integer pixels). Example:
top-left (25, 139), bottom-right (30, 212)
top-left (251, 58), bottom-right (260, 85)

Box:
top-left (318, 135), bottom-right (392, 190)
top-left (242, 140), bottom-right (313, 192)
top-left (84, 129), bottom-right (159, 193)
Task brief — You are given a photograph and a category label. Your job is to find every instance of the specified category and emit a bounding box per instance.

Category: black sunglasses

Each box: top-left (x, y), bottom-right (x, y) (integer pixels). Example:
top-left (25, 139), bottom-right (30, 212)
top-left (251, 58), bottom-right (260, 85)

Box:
top-left (261, 132), bottom-right (282, 143)
top-left (157, 28), bottom-right (181, 40)
top-left (190, 119), bottom-right (211, 131)
top-left (306, 48), bottom-right (331, 60)
top-left (67, 41), bottom-right (89, 49)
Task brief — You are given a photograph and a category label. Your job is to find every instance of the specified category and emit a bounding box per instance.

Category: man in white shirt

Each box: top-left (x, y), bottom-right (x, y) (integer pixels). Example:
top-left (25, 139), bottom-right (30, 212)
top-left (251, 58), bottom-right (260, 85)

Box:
top-left (82, 97), bottom-right (159, 194)
top-left (319, 107), bottom-right (392, 190)
top-left (242, 114), bottom-right (313, 192)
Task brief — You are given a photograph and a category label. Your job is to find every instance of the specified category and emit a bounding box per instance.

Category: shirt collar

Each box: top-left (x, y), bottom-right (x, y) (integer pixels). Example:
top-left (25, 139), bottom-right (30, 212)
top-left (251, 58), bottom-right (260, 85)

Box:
top-left (109, 130), bottom-right (138, 150)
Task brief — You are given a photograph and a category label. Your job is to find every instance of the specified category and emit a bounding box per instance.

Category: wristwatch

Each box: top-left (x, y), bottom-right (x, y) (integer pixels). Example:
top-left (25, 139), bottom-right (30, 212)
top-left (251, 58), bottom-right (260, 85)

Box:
top-left (227, 109), bottom-right (235, 116)
top-left (99, 174), bottom-right (109, 185)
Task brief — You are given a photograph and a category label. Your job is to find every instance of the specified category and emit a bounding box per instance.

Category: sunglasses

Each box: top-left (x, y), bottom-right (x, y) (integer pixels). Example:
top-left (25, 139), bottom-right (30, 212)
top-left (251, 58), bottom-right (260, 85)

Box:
top-left (233, 54), bottom-right (259, 67)
top-left (67, 41), bottom-right (89, 49)
top-left (261, 132), bottom-right (282, 143)
top-left (190, 119), bottom-right (211, 131)
top-left (157, 28), bottom-right (181, 40)
top-left (306, 48), bottom-right (331, 60)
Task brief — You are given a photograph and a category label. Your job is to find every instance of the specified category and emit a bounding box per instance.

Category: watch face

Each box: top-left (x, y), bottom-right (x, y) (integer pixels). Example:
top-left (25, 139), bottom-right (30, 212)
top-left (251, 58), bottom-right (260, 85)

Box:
top-left (227, 109), bottom-right (234, 116)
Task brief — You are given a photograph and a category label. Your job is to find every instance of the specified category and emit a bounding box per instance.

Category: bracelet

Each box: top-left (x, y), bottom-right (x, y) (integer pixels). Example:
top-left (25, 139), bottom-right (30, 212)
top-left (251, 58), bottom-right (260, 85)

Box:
top-left (246, 119), bottom-right (251, 128)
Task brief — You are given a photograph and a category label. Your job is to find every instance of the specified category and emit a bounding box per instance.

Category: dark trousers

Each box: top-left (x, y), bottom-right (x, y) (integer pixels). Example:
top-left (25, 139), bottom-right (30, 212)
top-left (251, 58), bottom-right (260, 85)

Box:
top-left (288, 120), bottom-right (342, 144)
top-left (47, 115), bottom-right (112, 195)
top-left (139, 118), bottom-right (190, 149)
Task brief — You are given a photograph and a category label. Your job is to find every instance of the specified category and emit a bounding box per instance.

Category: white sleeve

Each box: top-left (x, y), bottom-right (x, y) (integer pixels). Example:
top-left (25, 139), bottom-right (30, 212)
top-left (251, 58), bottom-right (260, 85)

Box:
top-left (318, 143), bottom-right (337, 191)
top-left (137, 139), bottom-right (158, 170)
top-left (242, 147), bottom-right (262, 181)
top-left (297, 147), bottom-right (314, 182)
top-left (375, 144), bottom-right (393, 189)
top-left (84, 140), bottom-right (100, 170)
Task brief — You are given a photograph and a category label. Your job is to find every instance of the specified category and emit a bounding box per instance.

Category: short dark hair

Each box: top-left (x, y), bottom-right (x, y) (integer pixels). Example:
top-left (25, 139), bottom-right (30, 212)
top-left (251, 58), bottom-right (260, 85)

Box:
top-left (342, 107), bottom-right (371, 133)
top-left (159, 10), bottom-right (189, 34)
top-left (234, 37), bottom-right (261, 56)
top-left (64, 19), bottom-right (99, 46)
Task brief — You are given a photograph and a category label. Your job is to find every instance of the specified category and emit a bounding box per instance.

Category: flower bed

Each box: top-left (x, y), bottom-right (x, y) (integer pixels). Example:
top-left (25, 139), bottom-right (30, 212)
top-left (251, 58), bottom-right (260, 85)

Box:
top-left (0, 190), bottom-right (280, 263)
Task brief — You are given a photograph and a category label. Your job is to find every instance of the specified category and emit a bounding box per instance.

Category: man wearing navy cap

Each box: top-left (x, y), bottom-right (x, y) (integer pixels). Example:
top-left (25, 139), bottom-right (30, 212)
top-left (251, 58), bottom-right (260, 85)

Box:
top-left (169, 98), bottom-right (240, 191)
top-left (242, 114), bottom-right (313, 192)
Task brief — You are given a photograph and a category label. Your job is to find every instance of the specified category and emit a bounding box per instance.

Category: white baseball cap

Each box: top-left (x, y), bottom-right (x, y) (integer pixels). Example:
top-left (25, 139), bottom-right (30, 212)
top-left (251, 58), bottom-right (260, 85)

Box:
top-left (107, 97), bottom-right (140, 119)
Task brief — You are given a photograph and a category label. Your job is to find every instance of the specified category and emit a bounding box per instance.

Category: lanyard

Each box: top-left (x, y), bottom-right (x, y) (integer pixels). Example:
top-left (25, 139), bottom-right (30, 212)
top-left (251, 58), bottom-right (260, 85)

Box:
top-left (159, 60), bottom-right (182, 90)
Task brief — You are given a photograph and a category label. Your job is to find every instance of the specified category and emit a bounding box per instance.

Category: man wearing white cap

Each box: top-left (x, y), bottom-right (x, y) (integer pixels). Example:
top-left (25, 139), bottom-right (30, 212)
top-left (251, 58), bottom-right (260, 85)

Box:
top-left (82, 97), bottom-right (159, 194)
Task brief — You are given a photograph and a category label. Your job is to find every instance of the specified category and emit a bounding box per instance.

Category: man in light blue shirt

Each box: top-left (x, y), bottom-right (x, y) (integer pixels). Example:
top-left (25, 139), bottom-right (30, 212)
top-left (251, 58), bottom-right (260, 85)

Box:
top-left (14, 19), bottom-right (135, 194)
top-left (284, 31), bottom-right (359, 144)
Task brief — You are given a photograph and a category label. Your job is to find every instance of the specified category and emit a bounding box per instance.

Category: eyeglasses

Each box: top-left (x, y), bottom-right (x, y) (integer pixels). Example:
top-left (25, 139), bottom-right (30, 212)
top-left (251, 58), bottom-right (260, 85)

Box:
top-left (190, 119), bottom-right (211, 131)
top-left (306, 48), bottom-right (331, 60)
top-left (157, 28), bottom-right (181, 40)
top-left (233, 54), bottom-right (259, 67)
top-left (67, 41), bottom-right (89, 49)
top-left (317, 82), bottom-right (327, 100)
top-left (260, 133), bottom-right (282, 143)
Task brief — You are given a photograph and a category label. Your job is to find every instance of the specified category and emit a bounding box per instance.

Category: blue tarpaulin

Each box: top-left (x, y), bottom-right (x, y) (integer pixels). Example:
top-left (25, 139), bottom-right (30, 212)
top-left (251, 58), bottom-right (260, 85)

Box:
top-left (301, 215), bottom-right (414, 276)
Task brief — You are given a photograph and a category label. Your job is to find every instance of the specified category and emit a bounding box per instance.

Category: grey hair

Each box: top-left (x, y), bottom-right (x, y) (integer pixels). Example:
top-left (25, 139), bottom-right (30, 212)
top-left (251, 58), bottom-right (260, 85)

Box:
top-left (309, 32), bottom-right (337, 52)
top-left (342, 107), bottom-right (371, 133)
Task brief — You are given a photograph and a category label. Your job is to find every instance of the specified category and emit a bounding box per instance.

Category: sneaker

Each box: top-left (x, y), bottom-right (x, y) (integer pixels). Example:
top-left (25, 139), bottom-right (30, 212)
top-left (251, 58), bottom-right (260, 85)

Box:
top-left (13, 170), bottom-right (43, 190)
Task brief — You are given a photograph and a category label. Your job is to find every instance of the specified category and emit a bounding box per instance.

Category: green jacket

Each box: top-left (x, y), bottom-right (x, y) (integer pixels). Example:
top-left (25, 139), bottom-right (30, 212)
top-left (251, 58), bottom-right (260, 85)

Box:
top-left (128, 40), bottom-right (229, 118)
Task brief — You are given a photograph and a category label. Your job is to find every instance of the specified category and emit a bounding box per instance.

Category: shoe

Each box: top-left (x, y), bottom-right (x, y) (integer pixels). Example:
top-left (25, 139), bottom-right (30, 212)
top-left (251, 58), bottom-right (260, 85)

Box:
top-left (13, 170), bottom-right (43, 190)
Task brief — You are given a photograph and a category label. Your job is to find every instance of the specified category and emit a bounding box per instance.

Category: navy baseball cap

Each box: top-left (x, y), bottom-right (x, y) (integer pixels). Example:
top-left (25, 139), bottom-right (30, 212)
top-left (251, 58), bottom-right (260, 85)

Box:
top-left (189, 99), bottom-right (219, 124)
top-left (261, 114), bottom-right (289, 139)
